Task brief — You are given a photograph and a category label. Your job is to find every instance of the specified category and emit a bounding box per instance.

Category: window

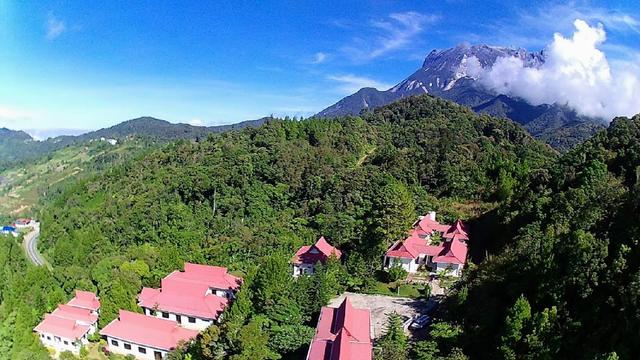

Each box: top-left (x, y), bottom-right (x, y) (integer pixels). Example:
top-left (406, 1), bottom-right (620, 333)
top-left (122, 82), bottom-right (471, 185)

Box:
top-left (47, 336), bottom-right (51, 340)
top-left (138, 346), bottom-right (147, 354)
top-left (124, 343), bottom-right (132, 350)
top-left (54, 336), bottom-right (61, 342)
top-left (40, 334), bottom-right (44, 338)
top-left (415, 257), bottom-right (420, 264)
top-left (111, 339), bottom-right (119, 347)
top-left (162, 311), bottom-right (170, 318)
top-left (64, 340), bottom-right (68, 345)
top-left (188, 316), bottom-right (196, 323)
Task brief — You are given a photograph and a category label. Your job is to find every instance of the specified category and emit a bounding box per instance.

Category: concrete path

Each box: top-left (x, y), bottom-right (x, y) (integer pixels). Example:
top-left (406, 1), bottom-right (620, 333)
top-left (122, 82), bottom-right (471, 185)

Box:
top-left (22, 222), bottom-right (47, 266)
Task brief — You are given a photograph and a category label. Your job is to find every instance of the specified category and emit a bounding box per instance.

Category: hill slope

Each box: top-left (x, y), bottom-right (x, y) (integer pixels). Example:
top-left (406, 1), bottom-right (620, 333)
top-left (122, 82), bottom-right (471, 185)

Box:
top-left (0, 117), bottom-right (270, 168)
top-left (318, 44), bottom-right (605, 150)
top-left (439, 113), bottom-right (640, 359)
top-left (0, 95), bottom-right (554, 359)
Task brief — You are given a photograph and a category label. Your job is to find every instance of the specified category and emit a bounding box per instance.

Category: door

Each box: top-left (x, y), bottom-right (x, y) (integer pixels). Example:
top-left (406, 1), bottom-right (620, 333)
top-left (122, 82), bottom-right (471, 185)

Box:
top-left (176, 314), bottom-right (182, 324)
top-left (154, 351), bottom-right (163, 360)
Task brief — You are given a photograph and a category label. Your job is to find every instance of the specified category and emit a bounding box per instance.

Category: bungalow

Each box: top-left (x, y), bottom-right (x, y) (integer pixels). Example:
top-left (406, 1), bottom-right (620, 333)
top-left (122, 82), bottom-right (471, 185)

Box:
top-left (306, 297), bottom-right (372, 360)
top-left (138, 263), bottom-right (242, 331)
top-left (383, 213), bottom-right (469, 277)
top-left (67, 290), bottom-right (101, 313)
top-left (100, 310), bottom-right (199, 360)
top-left (13, 218), bottom-right (34, 229)
top-left (292, 236), bottom-right (342, 277)
top-left (33, 290), bottom-right (100, 355)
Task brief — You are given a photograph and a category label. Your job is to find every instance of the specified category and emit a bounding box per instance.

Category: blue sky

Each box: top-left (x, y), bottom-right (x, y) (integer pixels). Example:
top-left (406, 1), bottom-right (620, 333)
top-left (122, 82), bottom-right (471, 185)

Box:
top-left (0, 0), bottom-right (639, 136)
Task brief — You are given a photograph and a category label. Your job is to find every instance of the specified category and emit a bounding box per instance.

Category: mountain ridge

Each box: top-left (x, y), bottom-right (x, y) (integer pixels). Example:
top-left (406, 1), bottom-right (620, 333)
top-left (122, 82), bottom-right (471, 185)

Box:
top-left (317, 44), bottom-right (605, 150)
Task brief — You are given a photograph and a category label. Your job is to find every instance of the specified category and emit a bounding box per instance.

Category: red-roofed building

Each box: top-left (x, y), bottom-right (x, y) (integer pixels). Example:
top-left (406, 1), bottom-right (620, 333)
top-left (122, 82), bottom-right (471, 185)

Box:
top-left (67, 290), bottom-right (101, 312)
top-left (34, 290), bottom-right (100, 355)
top-left (13, 218), bottom-right (34, 228)
top-left (292, 237), bottom-right (342, 277)
top-left (100, 310), bottom-right (199, 360)
top-left (138, 263), bottom-right (242, 330)
top-left (384, 212), bottom-right (469, 277)
top-left (306, 298), bottom-right (372, 360)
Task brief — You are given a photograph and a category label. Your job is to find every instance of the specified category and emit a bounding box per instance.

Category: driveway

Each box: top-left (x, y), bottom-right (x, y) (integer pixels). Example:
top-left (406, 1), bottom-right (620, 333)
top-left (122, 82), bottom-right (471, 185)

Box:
top-left (328, 292), bottom-right (430, 339)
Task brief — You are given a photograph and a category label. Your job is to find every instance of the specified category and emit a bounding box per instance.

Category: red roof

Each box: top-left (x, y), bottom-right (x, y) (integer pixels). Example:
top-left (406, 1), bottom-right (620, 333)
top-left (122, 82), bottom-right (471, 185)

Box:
top-left (67, 290), bottom-right (100, 311)
top-left (34, 314), bottom-right (91, 340)
top-left (416, 216), bottom-right (450, 234)
top-left (51, 304), bottom-right (98, 325)
top-left (292, 237), bottom-right (342, 265)
top-left (386, 233), bottom-right (443, 259)
top-left (100, 310), bottom-right (199, 351)
top-left (307, 298), bottom-right (372, 360)
top-left (138, 263), bottom-right (240, 320)
top-left (443, 220), bottom-right (469, 240)
top-left (433, 237), bottom-right (468, 265)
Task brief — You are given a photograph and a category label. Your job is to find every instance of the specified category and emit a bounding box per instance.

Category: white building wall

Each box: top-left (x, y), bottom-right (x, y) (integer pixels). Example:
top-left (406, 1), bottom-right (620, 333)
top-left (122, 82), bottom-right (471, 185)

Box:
top-left (435, 262), bottom-right (461, 277)
top-left (292, 263), bottom-right (315, 277)
top-left (37, 332), bottom-right (82, 354)
top-left (142, 307), bottom-right (214, 331)
top-left (105, 335), bottom-right (167, 360)
top-left (384, 256), bottom-right (420, 273)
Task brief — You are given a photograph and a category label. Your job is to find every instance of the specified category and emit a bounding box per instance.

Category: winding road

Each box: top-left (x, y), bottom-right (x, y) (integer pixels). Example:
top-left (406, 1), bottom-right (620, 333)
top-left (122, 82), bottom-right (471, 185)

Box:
top-left (22, 222), bottom-right (47, 266)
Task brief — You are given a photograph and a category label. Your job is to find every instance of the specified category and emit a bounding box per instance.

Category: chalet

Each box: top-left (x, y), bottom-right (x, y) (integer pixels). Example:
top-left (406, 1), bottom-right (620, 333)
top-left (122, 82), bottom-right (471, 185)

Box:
top-left (13, 218), bottom-right (34, 229)
top-left (100, 310), bottom-right (199, 360)
top-left (33, 290), bottom-right (100, 355)
top-left (383, 212), bottom-right (469, 277)
top-left (138, 263), bottom-right (242, 331)
top-left (306, 297), bottom-right (372, 360)
top-left (292, 236), bottom-right (342, 277)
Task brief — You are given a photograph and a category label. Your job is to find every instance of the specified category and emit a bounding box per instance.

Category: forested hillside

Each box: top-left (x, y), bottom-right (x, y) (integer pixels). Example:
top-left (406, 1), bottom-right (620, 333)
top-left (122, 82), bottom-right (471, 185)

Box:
top-left (0, 95), bottom-right (554, 359)
top-left (440, 114), bottom-right (640, 359)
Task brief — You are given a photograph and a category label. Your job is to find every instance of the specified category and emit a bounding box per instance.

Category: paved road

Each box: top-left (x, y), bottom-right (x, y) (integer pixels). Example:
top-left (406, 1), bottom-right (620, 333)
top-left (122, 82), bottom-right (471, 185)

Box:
top-left (22, 222), bottom-right (46, 266)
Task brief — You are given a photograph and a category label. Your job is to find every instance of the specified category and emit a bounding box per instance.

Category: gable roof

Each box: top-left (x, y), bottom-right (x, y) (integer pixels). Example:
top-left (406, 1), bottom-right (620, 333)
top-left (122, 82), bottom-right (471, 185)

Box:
top-left (100, 310), bottom-right (199, 351)
top-left (67, 290), bottom-right (100, 311)
top-left (416, 216), bottom-right (450, 234)
top-left (386, 232), bottom-right (443, 259)
top-left (443, 219), bottom-right (469, 240)
top-left (137, 263), bottom-right (240, 319)
top-left (307, 298), bottom-right (372, 360)
top-left (433, 237), bottom-right (468, 265)
top-left (292, 237), bottom-right (342, 265)
top-left (34, 314), bottom-right (91, 340)
top-left (51, 304), bottom-right (98, 325)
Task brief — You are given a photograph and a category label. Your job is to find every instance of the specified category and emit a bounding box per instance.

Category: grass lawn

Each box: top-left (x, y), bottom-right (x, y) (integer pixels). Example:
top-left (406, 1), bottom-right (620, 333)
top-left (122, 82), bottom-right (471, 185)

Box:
top-left (369, 281), bottom-right (424, 298)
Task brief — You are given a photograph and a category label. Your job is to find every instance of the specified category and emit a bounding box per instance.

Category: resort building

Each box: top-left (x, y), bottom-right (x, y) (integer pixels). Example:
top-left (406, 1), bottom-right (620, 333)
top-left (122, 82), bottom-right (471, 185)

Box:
top-left (100, 310), bottom-right (199, 360)
top-left (291, 236), bottom-right (342, 277)
top-left (33, 290), bottom-right (100, 355)
top-left (384, 212), bottom-right (469, 276)
top-left (138, 263), bottom-right (242, 331)
top-left (306, 297), bottom-right (372, 360)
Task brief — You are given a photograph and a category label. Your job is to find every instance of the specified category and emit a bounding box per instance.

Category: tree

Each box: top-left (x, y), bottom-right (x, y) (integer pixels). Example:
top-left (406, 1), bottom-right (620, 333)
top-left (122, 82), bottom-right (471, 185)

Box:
top-left (388, 260), bottom-right (408, 282)
top-left (411, 340), bottom-right (439, 360)
top-left (376, 313), bottom-right (408, 360)
top-left (230, 317), bottom-right (280, 360)
top-left (500, 295), bottom-right (532, 360)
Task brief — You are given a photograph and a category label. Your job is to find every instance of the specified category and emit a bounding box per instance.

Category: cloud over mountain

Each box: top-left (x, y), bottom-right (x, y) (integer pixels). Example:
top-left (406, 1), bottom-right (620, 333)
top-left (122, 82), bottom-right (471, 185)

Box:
top-left (470, 19), bottom-right (640, 120)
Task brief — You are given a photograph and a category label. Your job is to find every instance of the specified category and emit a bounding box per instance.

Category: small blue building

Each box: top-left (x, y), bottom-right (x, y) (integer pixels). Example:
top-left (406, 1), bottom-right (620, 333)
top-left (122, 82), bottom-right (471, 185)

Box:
top-left (1, 226), bottom-right (16, 234)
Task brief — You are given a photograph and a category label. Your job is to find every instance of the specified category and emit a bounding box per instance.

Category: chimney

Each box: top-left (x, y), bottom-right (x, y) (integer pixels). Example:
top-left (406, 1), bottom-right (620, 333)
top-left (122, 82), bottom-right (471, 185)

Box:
top-left (428, 211), bottom-right (436, 221)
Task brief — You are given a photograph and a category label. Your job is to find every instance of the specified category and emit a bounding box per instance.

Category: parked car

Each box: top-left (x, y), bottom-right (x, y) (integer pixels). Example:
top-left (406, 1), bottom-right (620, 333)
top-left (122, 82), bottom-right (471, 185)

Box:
top-left (410, 315), bottom-right (432, 329)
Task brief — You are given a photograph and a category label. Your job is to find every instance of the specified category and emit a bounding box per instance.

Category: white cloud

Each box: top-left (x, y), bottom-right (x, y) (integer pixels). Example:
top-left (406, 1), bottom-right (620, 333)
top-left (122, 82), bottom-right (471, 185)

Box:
top-left (312, 52), bottom-right (328, 64)
top-left (188, 118), bottom-right (205, 126)
top-left (342, 11), bottom-right (439, 61)
top-left (327, 74), bottom-right (392, 94)
top-left (470, 19), bottom-right (640, 120)
top-left (45, 12), bottom-right (66, 40)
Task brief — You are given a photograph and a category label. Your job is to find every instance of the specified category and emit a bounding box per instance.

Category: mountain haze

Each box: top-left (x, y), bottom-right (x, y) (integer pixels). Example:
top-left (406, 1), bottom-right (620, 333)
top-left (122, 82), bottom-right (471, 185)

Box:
top-left (318, 44), bottom-right (605, 150)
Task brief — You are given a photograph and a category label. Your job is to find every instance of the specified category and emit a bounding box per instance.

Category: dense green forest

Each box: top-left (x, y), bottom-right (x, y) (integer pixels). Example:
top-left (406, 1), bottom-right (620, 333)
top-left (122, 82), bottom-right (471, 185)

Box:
top-left (7, 95), bottom-right (638, 359)
top-left (440, 114), bottom-right (640, 359)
